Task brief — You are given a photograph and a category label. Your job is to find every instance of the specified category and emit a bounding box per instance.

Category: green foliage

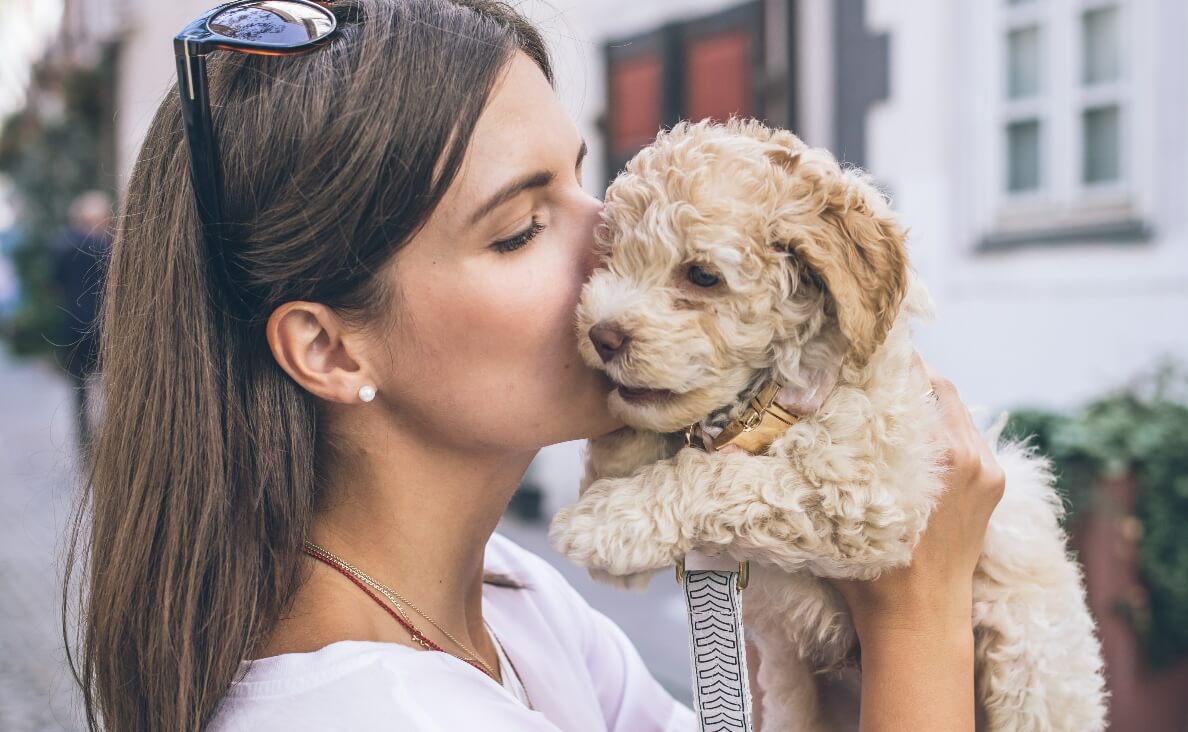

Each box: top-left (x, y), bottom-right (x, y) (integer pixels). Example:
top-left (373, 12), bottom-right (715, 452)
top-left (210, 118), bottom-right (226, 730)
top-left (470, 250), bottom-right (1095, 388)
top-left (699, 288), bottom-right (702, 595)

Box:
top-left (0, 47), bottom-right (115, 358)
top-left (1004, 360), bottom-right (1188, 670)
top-left (1002, 407), bottom-right (1102, 522)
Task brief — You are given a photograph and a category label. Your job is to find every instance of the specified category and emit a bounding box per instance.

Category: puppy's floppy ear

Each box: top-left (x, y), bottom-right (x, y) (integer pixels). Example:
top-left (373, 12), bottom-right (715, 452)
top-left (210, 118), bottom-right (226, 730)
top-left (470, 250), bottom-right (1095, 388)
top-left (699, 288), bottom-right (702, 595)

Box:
top-left (766, 147), bottom-right (909, 368)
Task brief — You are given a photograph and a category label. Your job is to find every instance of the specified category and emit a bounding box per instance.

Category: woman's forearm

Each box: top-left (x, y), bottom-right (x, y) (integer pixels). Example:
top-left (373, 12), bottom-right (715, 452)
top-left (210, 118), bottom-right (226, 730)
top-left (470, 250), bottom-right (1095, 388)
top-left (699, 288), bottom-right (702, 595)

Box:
top-left (856, 621), bottom-right (976, 731)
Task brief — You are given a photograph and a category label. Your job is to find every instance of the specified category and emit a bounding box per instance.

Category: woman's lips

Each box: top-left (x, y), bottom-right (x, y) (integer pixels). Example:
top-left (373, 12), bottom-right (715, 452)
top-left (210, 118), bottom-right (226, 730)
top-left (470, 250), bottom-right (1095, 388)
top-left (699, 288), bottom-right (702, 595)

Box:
top-left (615, 383), bottom-right (675, 404)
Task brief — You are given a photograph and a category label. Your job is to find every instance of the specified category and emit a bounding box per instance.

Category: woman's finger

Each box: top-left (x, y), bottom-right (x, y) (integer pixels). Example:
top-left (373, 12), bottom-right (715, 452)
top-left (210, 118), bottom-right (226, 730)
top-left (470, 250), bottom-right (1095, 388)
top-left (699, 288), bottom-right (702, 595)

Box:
top-left (914, 354), bottom-right (1002, 502)
top-left (913, 352), bottom-right (971, 449)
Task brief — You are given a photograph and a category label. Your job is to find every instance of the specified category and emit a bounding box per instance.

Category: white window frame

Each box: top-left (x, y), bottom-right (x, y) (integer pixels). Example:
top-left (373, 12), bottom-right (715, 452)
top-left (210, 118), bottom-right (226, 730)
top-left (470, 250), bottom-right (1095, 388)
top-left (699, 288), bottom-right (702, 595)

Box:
top-left (1070, 1), bottom-right (1129, 201)
top-left (962, 0), bottom-right (1154, 246)
top-left (1001, 3), bottom-right (1048, 207)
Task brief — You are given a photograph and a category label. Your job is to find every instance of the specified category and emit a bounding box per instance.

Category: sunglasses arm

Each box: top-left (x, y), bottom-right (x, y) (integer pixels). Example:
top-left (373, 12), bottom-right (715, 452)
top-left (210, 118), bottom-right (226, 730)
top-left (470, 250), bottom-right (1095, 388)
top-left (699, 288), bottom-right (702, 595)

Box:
top-left (175, 44), bottom-right (233, 279)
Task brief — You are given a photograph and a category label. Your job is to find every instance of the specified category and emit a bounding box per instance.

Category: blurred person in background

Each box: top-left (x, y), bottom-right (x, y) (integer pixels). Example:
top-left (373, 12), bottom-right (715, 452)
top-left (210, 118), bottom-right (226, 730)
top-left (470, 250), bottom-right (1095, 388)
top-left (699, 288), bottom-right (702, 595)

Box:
top-left (65, 1), bottom-right (1003, 730)
top-left (52, 189), bottom-right (111, 449)
top-left (0, 183), bottom-right (26, 335)
top-left (0, 226), bottom-right (20, 325)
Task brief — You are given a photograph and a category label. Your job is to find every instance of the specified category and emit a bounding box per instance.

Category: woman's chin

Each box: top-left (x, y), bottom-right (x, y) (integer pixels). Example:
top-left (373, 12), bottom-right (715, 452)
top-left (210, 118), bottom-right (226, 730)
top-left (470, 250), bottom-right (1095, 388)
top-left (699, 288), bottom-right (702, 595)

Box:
top-left (564, 369), bottom-right (626, 440)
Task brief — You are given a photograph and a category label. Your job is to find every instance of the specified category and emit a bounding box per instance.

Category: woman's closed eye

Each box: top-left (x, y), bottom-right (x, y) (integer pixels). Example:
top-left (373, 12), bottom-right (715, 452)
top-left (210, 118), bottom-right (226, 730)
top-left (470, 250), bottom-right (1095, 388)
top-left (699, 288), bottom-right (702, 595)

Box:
top-left (491, 217), bottom-right (546, 253)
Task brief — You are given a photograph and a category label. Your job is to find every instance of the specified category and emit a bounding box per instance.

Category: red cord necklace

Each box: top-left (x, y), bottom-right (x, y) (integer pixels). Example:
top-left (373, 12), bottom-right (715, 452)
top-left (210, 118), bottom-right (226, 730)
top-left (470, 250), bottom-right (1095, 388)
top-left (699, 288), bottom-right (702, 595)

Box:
top-left (301, 545), bottom-right (499, 680)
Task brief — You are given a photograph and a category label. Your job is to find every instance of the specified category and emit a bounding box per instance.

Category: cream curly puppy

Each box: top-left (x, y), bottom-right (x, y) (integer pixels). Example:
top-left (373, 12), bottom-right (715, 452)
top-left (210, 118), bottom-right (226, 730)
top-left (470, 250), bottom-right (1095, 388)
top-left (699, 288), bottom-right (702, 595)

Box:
top-left (548, 118), bottom-right (1107, 731)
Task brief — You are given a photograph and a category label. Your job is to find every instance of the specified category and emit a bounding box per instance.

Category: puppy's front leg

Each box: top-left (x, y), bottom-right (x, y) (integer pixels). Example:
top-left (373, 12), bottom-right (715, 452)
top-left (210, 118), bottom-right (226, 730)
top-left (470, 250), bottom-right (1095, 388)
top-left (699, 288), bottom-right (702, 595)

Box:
top-left (553, 445), bottom-right (918, 584)
top-left (550, 449), bottom-right (695, 589)
top-left (551, 427), bottom-right (686, 589)
top-left (551, 446), bottom-right (788, 585)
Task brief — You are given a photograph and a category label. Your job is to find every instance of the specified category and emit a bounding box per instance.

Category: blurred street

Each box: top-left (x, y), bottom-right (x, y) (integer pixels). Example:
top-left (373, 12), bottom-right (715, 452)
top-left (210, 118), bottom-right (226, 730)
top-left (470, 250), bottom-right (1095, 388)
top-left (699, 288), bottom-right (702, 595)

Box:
top-left (0, 349), bottom-right (85, 731)
top-left (0, 346), bottom-right (693, 731)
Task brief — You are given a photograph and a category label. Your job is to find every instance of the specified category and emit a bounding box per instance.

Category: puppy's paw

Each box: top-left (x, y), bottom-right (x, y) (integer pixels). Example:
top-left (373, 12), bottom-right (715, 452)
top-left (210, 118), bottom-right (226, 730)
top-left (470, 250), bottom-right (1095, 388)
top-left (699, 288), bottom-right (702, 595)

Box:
top-left (548, 478), bottom-right (677, 578)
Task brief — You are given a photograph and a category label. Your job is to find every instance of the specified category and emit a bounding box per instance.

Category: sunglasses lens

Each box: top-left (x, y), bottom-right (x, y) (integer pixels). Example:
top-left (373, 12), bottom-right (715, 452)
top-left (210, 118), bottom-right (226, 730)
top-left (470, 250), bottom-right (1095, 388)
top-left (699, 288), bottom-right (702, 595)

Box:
top-left (209, 1), bottom-right (335, 45)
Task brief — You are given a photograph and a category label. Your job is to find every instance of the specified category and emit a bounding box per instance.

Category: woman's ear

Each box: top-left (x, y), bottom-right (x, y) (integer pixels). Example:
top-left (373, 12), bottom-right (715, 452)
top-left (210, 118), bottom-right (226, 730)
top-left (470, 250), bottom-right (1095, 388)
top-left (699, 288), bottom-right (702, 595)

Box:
top-left (767, 147), bottom-right (910, 368)
top-left (266, 301), bottom-right (371, 403)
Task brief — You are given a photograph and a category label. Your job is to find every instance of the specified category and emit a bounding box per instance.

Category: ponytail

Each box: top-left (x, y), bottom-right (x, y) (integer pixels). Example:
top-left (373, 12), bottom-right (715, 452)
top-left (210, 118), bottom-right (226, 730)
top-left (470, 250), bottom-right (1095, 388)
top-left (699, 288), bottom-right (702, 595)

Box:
top-left (64, 90), bottom-right (318, 731)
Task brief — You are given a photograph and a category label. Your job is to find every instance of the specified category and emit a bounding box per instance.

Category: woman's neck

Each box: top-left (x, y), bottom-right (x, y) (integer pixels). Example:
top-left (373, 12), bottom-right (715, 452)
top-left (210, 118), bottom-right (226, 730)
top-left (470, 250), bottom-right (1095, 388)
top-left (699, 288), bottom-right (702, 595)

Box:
top-left (296, 415), bottom-right (538, 661)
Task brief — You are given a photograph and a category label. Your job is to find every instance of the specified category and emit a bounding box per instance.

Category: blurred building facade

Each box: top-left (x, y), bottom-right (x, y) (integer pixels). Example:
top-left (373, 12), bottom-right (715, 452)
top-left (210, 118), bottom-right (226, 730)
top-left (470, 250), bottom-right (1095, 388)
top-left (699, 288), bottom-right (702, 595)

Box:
top-left (50, 0), bottom-right (128, 67)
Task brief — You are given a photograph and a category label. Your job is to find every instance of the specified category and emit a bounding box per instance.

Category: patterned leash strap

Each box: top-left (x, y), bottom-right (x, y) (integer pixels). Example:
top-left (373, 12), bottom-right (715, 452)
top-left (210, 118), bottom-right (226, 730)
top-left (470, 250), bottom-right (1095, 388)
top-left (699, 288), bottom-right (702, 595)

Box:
top-left (677, 551), bottom-right (754, 732)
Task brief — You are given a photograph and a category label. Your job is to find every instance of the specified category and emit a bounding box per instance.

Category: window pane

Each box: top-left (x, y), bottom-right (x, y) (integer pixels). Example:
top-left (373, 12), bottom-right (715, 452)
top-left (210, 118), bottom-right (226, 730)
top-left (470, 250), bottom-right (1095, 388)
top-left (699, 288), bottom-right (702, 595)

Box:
top-left (1007, 119), bottom-right (1042, 192)
top-left (608, 54), bottom-right (662, 154)
top-left (1007, 26), bottom-right (1041, 98)
top-left (1083, 6), bottom-right (1121, 84)
top-left (685, 31), bottom-right (753, 124)
top-left (1083, 105), bottom-right (1120, 183)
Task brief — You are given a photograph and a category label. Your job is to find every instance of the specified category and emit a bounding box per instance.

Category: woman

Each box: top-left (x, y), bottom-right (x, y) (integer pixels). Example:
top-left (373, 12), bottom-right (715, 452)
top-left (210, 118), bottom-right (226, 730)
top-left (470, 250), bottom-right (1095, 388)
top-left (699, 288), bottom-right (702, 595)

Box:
top-left (65, 0), bottom-right (1004, 729)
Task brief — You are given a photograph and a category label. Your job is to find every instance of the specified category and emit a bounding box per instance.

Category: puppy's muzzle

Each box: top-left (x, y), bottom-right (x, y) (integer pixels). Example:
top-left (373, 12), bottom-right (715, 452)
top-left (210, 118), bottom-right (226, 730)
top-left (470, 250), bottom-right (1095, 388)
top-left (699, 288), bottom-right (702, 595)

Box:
top-left (588, 321), bottom-right (629, 363)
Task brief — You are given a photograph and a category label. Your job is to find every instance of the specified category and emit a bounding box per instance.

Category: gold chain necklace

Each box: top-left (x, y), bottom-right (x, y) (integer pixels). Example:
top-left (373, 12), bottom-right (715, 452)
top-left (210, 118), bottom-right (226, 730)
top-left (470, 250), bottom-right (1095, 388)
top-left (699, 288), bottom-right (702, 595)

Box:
top-left (302, 541), bottom-right (500, 680)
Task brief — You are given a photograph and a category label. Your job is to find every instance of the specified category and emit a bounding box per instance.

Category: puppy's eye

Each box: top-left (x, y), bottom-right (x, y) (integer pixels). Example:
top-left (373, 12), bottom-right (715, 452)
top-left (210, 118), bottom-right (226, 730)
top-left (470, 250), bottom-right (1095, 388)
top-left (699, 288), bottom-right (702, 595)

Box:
top-left (687, 265), bottom-right (720, 288)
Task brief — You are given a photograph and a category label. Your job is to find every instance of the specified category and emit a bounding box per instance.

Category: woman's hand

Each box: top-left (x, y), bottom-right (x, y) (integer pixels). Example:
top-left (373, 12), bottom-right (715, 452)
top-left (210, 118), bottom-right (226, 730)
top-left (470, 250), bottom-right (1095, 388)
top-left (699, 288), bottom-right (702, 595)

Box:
top-left (827, 351), bottom-right (1006, 731)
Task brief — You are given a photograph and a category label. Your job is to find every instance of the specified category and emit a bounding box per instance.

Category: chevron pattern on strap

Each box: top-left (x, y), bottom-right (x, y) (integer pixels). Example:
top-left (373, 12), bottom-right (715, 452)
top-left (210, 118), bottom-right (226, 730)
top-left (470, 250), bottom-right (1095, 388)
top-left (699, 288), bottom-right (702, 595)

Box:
top-left (682, 569), bottom-right (754, 732)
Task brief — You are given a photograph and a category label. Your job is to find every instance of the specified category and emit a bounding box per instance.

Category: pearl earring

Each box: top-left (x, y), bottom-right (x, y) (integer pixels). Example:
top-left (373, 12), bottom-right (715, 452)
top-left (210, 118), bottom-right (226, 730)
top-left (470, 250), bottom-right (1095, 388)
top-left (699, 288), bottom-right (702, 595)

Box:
top-left (358, 384), bottom-right (377, 403)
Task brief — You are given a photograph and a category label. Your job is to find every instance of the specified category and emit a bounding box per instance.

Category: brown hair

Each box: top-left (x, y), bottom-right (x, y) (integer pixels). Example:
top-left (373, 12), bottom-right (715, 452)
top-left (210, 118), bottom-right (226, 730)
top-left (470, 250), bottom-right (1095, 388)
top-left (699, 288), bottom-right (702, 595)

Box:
top-left (62, 1), bottom-right (551, 729)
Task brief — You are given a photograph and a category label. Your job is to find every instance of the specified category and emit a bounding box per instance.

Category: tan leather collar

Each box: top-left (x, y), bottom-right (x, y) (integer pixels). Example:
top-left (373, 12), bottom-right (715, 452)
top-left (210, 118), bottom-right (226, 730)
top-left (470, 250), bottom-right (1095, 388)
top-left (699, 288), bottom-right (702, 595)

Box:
top-left (684, 381), bottom-right (800, 455)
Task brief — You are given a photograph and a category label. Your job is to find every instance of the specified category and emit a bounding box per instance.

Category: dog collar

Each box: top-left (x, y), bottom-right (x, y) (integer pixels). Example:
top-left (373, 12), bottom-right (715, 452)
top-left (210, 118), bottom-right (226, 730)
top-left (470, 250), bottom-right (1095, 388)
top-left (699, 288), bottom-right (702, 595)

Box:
top-left (684, 381), bottom-right (800, 455)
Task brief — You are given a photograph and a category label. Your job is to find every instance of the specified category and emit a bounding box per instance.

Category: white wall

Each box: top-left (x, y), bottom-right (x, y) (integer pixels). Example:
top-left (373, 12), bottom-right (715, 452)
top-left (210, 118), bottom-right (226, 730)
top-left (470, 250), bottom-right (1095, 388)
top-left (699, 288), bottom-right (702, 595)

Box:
top-left (114, 0), bottom-right (213, 189)
top-left (865, 0), bottom-right (1188, 413)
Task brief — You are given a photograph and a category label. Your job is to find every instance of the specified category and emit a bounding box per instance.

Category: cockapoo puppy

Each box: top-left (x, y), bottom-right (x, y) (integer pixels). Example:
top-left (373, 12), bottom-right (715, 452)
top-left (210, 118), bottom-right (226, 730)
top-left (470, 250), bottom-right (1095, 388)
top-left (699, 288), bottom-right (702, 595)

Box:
top-left (549, 118), bottom-right (1107, 731)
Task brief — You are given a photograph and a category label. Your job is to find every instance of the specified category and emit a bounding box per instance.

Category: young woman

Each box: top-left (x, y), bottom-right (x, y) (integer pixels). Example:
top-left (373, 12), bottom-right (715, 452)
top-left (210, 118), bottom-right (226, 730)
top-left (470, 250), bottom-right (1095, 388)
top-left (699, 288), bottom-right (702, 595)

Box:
top-left (66, 0), bottom-right (1005, 729)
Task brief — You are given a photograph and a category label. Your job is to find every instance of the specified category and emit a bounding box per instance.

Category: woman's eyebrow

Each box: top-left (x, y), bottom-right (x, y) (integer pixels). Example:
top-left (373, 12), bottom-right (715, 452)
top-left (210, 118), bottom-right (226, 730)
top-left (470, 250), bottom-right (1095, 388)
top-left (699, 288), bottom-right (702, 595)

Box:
top-left (468, 138), bottom-right (588, 226)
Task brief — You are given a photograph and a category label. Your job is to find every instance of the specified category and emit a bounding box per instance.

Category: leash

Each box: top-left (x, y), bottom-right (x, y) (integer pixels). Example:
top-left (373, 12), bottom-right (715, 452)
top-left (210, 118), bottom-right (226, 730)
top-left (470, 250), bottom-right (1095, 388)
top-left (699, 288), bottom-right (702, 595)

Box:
top-left (676, 380), bottom-right (797, 731)
top-left (678, 550), bottom-right (754, 732)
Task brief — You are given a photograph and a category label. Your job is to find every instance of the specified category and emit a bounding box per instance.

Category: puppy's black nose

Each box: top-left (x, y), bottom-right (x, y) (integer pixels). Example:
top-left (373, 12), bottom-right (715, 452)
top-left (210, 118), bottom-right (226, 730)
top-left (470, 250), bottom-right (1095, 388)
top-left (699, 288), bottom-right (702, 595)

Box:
top-left (589, 321), bottom-right (628, 362)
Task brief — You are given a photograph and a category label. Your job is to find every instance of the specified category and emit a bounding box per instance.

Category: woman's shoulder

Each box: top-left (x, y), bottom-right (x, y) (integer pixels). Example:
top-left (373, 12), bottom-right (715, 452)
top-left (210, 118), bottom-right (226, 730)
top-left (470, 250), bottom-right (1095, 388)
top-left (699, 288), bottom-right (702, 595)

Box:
top-left (209, 531), bottom-right (693, 731)
top-left (483, 529), bottom-right (571, 588)
top-left (482, 531), bottom-right (596, 635)
top-left (208, 639), bottom-right (559, 731)
top-left (207, 532), bottom-right (572, 732)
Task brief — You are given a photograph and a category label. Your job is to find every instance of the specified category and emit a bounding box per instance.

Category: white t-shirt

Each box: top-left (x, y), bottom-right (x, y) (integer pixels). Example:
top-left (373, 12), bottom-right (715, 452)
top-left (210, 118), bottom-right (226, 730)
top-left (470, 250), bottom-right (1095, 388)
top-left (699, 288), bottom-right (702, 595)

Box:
top-left (487, 617), bottom-right (531, 706)
top-left (208, 531), bottom-right (697, 731)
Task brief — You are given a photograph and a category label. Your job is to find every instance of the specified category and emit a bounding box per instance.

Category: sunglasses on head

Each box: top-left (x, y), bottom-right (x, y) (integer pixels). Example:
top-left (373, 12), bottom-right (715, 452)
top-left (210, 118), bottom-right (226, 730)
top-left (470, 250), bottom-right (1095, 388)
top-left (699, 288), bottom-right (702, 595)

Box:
top-left (173, 0), bottom-right (339, 315)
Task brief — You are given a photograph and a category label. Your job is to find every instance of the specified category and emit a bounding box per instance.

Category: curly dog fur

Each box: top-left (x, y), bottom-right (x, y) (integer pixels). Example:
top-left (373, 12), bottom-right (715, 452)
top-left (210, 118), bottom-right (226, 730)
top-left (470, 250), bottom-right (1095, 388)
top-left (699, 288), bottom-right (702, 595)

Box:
top-left (548, 118), bottom-right (1107, 731)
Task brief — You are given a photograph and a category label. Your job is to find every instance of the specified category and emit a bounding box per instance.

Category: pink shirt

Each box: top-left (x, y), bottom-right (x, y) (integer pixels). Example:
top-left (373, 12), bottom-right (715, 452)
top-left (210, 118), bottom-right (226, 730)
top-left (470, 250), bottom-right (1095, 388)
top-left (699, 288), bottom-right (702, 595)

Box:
top-left (208, 531), bottom-right (696, 731)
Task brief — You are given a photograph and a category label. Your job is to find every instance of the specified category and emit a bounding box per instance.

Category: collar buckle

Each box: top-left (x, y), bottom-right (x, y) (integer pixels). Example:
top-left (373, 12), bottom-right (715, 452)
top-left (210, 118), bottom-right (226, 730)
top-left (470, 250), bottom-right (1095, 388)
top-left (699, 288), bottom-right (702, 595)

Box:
top-left (684, 381), bottom-right (799, 456)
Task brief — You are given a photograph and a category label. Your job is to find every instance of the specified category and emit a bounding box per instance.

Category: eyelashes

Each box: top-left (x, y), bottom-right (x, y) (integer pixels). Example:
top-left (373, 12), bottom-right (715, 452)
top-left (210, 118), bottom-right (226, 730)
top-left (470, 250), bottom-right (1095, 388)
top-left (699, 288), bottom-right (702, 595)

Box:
top-left (491, 218), bottom-right (545, 253)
